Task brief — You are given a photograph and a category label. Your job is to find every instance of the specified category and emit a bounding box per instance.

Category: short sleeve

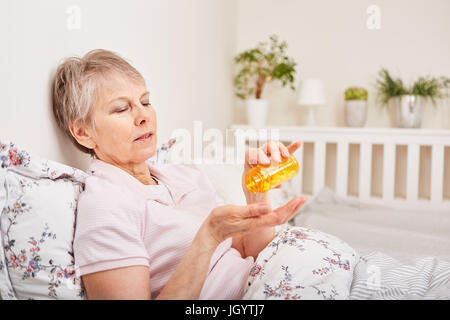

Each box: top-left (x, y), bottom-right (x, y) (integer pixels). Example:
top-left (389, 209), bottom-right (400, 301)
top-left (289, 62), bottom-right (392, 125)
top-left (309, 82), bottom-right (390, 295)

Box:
top-left (73, 181), bottom-right (150, 276)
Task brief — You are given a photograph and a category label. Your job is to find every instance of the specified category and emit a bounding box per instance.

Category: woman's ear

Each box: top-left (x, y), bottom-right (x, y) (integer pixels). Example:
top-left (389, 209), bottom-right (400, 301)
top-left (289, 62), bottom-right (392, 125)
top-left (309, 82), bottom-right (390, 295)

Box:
top-left (69, 120), bottom-right (97, 150)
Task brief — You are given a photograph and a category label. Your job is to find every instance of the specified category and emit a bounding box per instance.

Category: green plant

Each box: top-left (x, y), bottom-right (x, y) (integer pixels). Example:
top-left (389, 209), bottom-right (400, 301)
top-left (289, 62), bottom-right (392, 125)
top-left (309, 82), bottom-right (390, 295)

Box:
top-left (345, 87), bottom-right (368, 101)
top-left (375, 68), bottom-right (450, 107)
top-left (375, 69), bottom-right (408, 105)
top-left (233, 35), bottom-right (297, 100)
top-left (411, 76), bottom-right (450, 105)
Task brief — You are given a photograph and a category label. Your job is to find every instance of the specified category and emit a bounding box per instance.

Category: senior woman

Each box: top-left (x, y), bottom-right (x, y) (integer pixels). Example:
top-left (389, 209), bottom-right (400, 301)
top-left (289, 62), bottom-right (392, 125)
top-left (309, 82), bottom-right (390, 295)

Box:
top-left (51, 49), bottom-right (306, 300)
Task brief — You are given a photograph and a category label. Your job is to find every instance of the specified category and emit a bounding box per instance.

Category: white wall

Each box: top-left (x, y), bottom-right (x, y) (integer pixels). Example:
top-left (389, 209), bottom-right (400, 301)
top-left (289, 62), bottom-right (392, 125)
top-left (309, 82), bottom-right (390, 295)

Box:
top-left (234, 0), bottom-right (450, 128)
top-left (233, 0), bottom-right (450, 199)
top-left (1, 0), bottom-right (449, 175)
top-left (0, 0), bottom-right (237, 172)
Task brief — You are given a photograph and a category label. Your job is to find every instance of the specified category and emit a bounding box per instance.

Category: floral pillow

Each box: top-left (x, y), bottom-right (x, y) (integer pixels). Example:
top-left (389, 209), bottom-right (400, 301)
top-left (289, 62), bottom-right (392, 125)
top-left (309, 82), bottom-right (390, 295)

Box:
top-left (243, 226), bottom-right (359, 300)
top-left (0, 140), bottom-right (88, 300)
top-left (0, 138), bottom-right (180, 300)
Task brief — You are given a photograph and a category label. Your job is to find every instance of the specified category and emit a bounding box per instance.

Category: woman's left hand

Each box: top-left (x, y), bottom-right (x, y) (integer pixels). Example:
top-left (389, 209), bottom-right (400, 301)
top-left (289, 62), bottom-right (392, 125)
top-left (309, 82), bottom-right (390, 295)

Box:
top-left (241, 140), bottom-right (302, 207)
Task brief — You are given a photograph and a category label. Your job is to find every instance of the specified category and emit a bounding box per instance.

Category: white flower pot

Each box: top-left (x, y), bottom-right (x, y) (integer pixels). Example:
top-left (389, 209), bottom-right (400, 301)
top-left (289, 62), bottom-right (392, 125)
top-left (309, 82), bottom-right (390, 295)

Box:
top-left (345, 100), bottom-right (368, 127)
top-left (391, 95), bottom-right (425, 128)
top-left (246, 99), bottom-right (268, 127)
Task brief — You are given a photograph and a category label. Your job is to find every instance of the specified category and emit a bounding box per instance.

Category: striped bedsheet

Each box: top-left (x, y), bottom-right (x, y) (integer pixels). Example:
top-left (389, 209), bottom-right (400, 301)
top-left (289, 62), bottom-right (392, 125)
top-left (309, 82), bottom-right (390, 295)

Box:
top-left (350, 251), bottom-right (450, 300)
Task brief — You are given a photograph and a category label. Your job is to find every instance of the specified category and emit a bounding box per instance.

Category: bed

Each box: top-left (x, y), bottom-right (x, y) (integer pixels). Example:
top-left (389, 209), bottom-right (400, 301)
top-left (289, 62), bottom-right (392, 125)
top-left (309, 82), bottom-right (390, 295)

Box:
top-left (1, 126), bottom-right (449, 300)
top-left (226, 125), bottom-right (450, 299)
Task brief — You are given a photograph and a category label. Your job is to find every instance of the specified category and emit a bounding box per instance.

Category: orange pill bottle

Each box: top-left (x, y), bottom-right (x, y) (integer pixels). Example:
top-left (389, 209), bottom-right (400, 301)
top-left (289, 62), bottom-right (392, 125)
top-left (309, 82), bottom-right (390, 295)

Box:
top-left (245, 154), bottom-right (300, 193)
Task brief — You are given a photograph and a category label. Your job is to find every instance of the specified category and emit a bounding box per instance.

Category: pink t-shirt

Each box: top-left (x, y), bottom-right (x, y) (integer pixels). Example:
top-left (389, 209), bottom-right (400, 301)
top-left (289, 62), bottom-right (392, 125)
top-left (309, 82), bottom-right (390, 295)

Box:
top-left (73, 159), bottom-right (254, 299)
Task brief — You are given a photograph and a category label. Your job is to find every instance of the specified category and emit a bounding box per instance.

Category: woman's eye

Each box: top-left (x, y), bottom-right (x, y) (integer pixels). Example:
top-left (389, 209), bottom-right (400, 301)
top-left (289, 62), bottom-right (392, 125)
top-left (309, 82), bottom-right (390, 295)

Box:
top-left (114, 102), bottom-right (151, 113)
top-left (115, 106), bottom-right (129, 113)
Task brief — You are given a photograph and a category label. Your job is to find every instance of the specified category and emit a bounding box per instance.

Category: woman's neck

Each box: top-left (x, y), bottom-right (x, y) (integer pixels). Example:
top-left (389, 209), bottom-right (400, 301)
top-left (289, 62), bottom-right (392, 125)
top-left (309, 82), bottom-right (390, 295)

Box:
top-left (100, 158), bottom-right (158, 186)
top-left (130, 168), bottom-right (158, 186)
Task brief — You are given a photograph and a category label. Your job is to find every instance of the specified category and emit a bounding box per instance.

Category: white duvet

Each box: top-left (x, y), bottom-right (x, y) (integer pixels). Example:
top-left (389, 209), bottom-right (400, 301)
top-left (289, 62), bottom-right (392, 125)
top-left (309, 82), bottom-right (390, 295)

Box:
top-left (350, 251), bottom-right (450, 300)
top-left (292, 188), bottom-right (450, 300)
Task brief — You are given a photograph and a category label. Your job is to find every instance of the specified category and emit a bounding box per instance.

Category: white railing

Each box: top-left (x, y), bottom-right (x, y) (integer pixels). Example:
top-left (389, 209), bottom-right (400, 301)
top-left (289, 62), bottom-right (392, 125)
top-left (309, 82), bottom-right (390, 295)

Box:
top-left (230, 125), bottom-right (450, 212)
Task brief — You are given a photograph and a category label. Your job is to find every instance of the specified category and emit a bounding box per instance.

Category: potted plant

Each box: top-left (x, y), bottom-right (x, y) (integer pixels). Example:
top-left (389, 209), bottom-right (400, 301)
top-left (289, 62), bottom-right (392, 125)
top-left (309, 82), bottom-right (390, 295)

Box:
top-left (233, 34), bottom-right (297, 127)
top-left (375, 68), bottom-right (450, 128)
top-left (344, 87), bottom-right (368, 127)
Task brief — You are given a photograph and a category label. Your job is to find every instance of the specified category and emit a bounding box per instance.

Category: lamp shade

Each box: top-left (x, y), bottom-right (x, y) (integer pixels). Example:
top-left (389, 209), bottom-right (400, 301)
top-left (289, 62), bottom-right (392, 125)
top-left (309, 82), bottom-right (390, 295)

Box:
top-left (297, 79), bottom-right (326, 106)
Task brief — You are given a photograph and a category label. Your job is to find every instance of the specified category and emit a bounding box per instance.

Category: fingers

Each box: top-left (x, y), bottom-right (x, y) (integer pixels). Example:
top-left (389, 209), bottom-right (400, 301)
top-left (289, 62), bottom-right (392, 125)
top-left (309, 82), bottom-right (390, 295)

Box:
top-left (251, 197), bottom-right (307, 228)
top-left (238, 202), bottom-right (271, 219)
top-left (246, 148), bottom-right (270, 167)
top-left (261, 140), bottom-right (300, 163)
top-left (287, 140), bottom-right (302, 155)
top-left (246, 140), bottom-right (302, 169)
top-left (278, 144), bottom-right (290, 159)
top-left (261, 141), bottom-right (283, 163)
top-left (273, 197), bottom-right (307, 220)
top-left (210, 198), bottom-right (306, 241)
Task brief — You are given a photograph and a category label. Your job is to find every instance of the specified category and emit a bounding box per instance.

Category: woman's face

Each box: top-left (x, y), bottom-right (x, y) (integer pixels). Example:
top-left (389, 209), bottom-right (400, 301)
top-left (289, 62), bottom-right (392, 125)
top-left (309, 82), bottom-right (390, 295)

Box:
top-left (89, 73), bottom-right (157, 165)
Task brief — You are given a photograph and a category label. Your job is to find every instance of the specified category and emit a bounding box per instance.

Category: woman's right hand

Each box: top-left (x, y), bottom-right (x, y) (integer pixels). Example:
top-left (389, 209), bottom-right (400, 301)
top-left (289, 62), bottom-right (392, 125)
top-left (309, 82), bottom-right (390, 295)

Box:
top-left (201, 197), bottom-right (305, 248)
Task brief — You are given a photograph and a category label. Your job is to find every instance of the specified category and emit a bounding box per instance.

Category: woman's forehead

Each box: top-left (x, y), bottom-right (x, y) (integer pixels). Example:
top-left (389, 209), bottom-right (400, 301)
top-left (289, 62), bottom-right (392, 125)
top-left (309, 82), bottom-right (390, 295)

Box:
top-left (95, 75), bottom-right (147, 110)
top-left (100, 72), bottom-right (146, 93)
top-left (98, 73), bottom-right (147, 102)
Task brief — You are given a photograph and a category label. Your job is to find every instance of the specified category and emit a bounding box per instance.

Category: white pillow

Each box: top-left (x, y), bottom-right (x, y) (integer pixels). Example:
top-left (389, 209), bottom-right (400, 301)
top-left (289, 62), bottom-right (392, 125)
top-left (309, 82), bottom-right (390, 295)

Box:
top-left (243, 226), bottom-right (359, 300)
top-left (190, 162), bottom-right (246, 206)
top-left (0, 140), bottom-right (88, 300)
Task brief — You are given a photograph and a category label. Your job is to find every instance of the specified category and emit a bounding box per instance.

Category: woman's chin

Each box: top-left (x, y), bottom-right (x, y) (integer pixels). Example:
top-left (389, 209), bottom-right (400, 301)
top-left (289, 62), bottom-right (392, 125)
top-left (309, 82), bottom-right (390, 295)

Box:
top-left (140, 145), bottom-right (157, 162)
top-left (137, 148), bottom-right (156, 162)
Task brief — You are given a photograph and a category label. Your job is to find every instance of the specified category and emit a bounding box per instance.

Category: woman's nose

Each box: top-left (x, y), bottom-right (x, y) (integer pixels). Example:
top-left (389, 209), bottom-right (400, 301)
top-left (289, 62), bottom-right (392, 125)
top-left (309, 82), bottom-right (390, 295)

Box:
top-left (134, 103), bottom-right (151, 126)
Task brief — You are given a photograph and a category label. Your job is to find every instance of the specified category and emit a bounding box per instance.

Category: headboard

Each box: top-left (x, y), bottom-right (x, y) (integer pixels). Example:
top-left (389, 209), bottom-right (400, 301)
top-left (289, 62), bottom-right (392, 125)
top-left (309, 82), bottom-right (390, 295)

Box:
top-left (230, 125), bottom-right (450, 212)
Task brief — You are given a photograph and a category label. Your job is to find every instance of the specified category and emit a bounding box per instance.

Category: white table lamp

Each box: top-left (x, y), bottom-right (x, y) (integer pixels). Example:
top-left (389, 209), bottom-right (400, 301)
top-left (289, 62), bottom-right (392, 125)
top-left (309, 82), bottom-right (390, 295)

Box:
top-left (297, 79), bottom-right (326, 126)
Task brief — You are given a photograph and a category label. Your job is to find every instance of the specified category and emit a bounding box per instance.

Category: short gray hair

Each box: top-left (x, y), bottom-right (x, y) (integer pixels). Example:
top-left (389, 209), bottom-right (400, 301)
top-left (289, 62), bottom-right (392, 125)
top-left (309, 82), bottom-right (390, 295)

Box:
top-left (51, 49), bottom-right (146, 158)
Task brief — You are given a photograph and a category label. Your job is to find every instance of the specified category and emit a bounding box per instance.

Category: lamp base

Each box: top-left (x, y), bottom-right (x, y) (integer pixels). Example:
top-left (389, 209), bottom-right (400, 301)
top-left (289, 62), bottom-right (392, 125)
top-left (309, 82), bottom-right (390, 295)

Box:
top-left (305, 106), bottom-right (317, 126)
